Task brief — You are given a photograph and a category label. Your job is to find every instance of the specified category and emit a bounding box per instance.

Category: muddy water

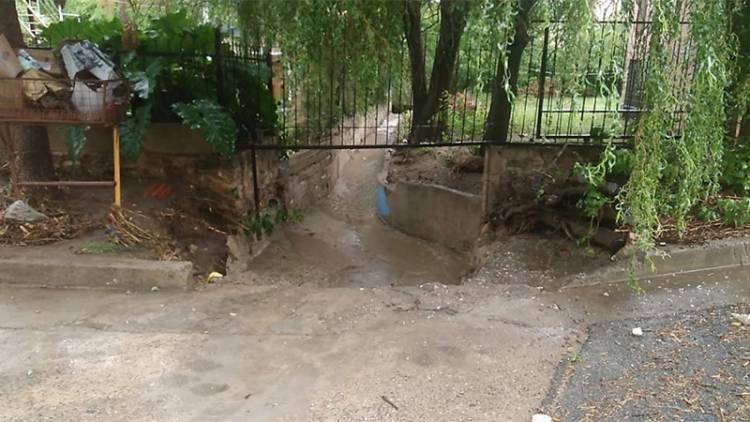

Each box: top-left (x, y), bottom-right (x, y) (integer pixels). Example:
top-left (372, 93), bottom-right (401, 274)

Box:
top-left (250, 117), bottom-right (472, 287)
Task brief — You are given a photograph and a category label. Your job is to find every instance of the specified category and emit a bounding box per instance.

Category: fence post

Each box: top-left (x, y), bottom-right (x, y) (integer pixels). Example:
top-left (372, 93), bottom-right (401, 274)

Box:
top-left (251, 146), bottom-right (262, 221)
top-left (214, 27), bottom-right (225, 107)
top-left (535, 27), bottom-right (550, 140)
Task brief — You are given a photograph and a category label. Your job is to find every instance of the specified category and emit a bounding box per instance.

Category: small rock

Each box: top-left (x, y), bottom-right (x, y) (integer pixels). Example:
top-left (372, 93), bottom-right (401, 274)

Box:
top-left (731, 313), bottom-right (750, 326)
top-left (532, 414), bottom-right (552, 422)
top-left (26, 369), bottom-right (33, 377)
top-left (3, 200), bottom-right (47, 222)
top-left (229, 312), bottom-right (237, 317)
top-left (188, 244), bottom-right (199, 254)
top-left (150, 286), bottom-right (160, 292)
top-left (603, 292), bottom-right (610, 297)
top-left (632, 327), bottom-right (643, 337)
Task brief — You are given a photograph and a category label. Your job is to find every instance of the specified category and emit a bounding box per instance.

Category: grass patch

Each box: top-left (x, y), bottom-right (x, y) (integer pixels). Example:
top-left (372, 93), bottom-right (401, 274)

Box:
top-left (78, 242), bottom-right (141, 255)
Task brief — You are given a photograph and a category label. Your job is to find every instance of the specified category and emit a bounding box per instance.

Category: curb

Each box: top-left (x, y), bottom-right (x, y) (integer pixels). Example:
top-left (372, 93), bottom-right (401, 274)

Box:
top-left (565, 238), bottom-right (750, 288)
top-left (0, 256), bottom-right (194, 290)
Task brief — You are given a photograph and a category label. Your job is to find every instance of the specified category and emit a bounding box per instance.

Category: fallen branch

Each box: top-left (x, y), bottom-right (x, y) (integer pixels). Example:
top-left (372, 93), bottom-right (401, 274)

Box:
top-left (381, 395), bottom-right (399, 410)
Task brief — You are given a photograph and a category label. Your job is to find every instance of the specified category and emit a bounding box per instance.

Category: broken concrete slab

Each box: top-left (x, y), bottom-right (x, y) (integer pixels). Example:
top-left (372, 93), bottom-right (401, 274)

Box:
top-left (0, 255), bottom-right (193, 290)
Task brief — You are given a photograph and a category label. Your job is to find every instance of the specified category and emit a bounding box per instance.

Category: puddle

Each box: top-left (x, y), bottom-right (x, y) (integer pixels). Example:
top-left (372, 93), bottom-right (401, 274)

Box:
top-left (249, 117), bottom-right (472, 287)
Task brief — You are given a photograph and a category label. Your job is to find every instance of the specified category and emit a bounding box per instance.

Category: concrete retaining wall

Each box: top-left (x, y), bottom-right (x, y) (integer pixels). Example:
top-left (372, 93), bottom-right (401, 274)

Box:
top-left (566, 238), bottom-right (750, 288)
top-left (377, 181), bottom-right (481, 251)
top-left (282, 103), bottom-right (390, 210)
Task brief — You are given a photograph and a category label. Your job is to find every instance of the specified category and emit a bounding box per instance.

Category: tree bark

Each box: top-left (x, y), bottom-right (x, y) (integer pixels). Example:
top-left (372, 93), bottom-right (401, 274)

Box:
top-left (404, 0), bottom-right (470, 144)
top-left (485, 0), bottom-right (536, 143)
top-left (737, 0), bottom-right (750, 141)
top-left (729, 0), bottom-right (750, 140)
top-left (0, 1), bottom-right (57, 192)
top-left (403, 0), bottom-right (428, 142)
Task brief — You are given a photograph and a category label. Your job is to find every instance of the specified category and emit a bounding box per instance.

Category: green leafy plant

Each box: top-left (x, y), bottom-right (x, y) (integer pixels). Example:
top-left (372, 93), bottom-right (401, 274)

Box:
top-left (696, 204), bottom-right (720, 222)
top-left (173, 100), bottom-right (238, 158)
top-left (120, 105), bottom-right (152, 161)
top-left (721, 140), bottom-right (750, 195)
top-left (240, 208), bottom-right (304, 238)
top-left (718, 198), bottom-right (750, 228)
top-left (275, 208), bottom-right (304, 225)
top-left (41, 11), bottom-right (276, 160)
top-left (574, 141), bottom-right (624, 220)
top-left (64, 126), bottom-right (88, 166)
top-left (241, 212), bottom-right (276, 238)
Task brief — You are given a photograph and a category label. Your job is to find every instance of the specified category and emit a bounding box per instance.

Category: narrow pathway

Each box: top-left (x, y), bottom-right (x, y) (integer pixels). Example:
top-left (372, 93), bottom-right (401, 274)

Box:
top-left (247, 116), bottom-right (472, 287)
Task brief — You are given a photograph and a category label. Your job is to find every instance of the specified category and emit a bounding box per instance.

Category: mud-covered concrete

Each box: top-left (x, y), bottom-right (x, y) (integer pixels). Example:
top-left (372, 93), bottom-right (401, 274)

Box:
top-left (2, 264), bottom-right (749, 421)
top-left (0, 281), bottom-right (574, 421)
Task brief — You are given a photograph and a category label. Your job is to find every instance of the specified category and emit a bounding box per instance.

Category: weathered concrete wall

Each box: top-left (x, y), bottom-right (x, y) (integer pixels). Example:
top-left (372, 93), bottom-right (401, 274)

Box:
top-left (283, 150), bottom-right (335, 210)
top-left (47, 123), bottom-right (215, 159)
top-left (282, 103), bottom-right (389, 210)
top-left (482, 145), bottom-right (601, 219)
top-left (47, 123), bottom-right (281, 222)
top-left (44, 104), bottom-right (389, 217)
top-left (378, 181), bottom-right (481, 251)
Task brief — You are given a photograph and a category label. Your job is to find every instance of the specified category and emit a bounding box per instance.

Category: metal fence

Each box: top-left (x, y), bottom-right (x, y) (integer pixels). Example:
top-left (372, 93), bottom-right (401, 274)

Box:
top-left (264, 11), bottom-right (695, 150)
top-left (29, 7), bottom-right (695, 151)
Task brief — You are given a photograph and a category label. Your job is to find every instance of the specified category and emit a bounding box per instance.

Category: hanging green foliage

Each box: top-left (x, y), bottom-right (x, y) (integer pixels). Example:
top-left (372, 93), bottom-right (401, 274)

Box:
top-left (616, 0), bottom-right (681, 254)
top-left (670, 0), bottom-right (733, 233)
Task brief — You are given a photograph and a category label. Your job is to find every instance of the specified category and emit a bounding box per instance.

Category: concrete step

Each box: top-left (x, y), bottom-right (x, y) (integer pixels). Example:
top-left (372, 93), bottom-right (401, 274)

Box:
top-left (0, 255), bottom-right (193, 290)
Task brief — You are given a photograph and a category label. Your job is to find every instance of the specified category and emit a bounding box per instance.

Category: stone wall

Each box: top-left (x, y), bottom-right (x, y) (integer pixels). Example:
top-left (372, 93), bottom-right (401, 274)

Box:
top-left (481, 145), bottom-right (601, 219)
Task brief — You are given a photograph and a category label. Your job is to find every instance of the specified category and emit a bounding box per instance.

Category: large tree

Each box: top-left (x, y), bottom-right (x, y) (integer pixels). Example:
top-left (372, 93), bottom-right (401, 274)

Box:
top-left (0, 1), bottom-right (57, 191)
top-left (484, 0), bottom-right (537, 143)
top-left (732, 0), bottom-right (750, 139)
top-left (403, 0), bottom-right (471, 144)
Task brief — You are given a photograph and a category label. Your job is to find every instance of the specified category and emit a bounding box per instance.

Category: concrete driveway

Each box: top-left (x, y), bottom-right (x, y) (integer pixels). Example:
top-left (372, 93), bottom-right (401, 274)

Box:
top-left (1, 267), bottom-right (748, 421)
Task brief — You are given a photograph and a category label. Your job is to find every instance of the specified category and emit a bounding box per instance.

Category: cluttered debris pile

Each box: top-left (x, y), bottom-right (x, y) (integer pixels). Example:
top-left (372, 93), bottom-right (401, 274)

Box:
top-left (0, 34), bottom-right (127, 124)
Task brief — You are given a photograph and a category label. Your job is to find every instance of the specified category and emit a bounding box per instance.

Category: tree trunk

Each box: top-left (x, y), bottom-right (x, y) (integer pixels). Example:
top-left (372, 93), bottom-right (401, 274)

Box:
top-left (729, 0), bottom-right (750, 139)
top-left (737, 0), bottom-right (750, 141)
top-left (485, 0), bottom-right (536, 143)
top-left (404, 0), bottom-right (470, 144)
top-left (0, 2), bottom-right (23, 47)
top-left (0, 1), bottom-right (57, 192)
top-left (403, 0), bottom-right (428, 143)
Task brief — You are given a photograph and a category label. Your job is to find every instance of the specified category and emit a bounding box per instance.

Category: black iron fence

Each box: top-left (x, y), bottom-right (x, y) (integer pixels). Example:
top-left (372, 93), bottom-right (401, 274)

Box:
top-left (262, 14), bottom-right (694, 150)
top-left (29, 8), bottom-right (695, 151)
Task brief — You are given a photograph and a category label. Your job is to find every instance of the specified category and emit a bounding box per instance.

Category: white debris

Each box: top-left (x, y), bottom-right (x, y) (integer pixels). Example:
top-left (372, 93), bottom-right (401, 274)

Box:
top-left (603, 292), bottom-right (610, 297)
top-left (631, 327), bottom-right (644, 337)
top-left (532, 414), bottom-right (552, 422)
top-left (150, 286), bottom-right (160, 292)
top-left (3, 200), bottom-right (47, 222)
top-left (731, 313), bottom-right (750, 326)
top-left (229, 312), bottom-right (237, 317)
